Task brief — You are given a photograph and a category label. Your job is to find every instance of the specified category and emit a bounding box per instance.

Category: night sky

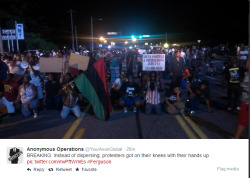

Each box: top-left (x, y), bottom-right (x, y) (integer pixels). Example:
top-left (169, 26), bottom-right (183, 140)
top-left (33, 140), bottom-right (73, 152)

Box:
top-left (1, 0), bottom-right (249, 48)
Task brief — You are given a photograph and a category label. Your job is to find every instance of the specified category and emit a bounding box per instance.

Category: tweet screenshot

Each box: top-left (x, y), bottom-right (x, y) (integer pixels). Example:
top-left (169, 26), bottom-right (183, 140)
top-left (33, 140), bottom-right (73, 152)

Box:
top-left (0, 139), bottom-right (248, 178)
top-left (0, 0), bottom-right (249, 176)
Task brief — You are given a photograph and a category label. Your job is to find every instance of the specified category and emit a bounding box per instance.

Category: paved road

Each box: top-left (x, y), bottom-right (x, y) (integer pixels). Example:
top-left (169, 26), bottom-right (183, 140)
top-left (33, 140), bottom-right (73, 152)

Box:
top-left (0, 58), bottom-right (248, 139)
top-left (0, 100), bottom-right (247, 139)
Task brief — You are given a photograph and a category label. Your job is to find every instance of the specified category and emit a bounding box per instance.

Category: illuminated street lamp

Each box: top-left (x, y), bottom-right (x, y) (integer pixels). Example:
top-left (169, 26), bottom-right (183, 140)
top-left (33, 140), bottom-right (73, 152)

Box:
top-left (132, 38), bottom-right (137, 42)
top-left (164, 43), bottom-right (169, 48)
top-left (197, 40), bottom-right (201, 48)
top-left (99, 36), bottom-right (105, 41)
top-left (124, 41), bottom-right (128, 44)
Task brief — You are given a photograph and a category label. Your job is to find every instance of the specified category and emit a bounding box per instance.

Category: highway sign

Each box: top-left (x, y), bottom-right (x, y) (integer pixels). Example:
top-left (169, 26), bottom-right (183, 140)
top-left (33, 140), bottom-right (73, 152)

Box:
top-left (2, 35), bottom-right (16, 40)
top-left (2, 29), bottom-right (16, 34)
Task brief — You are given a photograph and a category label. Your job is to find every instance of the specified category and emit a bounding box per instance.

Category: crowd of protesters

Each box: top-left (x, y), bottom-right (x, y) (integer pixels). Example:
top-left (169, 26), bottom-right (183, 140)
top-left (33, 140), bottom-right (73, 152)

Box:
top-left (0, 43), bottom-right (248, 138)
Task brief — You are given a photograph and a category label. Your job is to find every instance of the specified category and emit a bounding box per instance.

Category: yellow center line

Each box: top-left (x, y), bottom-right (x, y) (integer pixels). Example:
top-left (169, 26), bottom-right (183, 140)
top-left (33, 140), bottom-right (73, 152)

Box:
top-left (174, 115), bottom-right (198, 139)
top-left (62, 104), bottom-right (91, 139)
top-left (181, 113), bottom-right (209, 139)
top-left (73, 128), bottom-right (86, 139)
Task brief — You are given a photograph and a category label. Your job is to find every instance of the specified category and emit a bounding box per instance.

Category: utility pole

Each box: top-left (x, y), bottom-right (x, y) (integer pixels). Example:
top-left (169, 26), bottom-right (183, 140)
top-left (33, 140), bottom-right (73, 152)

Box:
top-left (67, 9), bottom-right (75, 51)
top-left (15, 21), bottom-right (19, 52)
top-left (75, 25), bottom-right (78, 52)
top-left (11, 33), bottom-right (14, 52)
top-left (90, 17), bottom-right (102, 52)
top-left (166, 32), bottom-right (167, 43)
top-left (7, 34), bottom-right (10, 52)
top-left (91, 16), bottom-right (93, 52)
top-left (0, 27), bottom-right (3, 54)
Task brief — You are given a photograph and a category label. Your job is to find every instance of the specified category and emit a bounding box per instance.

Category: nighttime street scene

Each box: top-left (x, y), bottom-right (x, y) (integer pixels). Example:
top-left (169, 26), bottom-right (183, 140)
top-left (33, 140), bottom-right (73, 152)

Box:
top-left (0, 0), bottom-right (249, 139)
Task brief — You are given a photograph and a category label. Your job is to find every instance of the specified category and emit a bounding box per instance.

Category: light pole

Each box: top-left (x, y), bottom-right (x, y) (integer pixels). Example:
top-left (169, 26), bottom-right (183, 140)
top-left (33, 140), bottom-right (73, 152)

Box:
top-left (67, 9), bottom-right (75, 51)
top-left (91, 16), bottom-right (102, 52)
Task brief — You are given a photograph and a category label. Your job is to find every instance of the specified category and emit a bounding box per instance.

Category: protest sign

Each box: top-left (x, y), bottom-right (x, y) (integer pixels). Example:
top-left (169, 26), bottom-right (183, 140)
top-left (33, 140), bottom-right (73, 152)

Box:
top-left (142, 54), bottom-right (165, 71)
top-left (69, 53), bottom-right (90, 71)
top-left (39, 57), bottom-right (64, 73)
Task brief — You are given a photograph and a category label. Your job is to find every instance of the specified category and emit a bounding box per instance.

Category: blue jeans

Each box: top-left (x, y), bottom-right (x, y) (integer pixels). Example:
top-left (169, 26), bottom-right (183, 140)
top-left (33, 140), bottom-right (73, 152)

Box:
top-left (21, 99), bottom-right (39, 117)
top-left (146, 103), bottom-right (161, 115)
top-left (119, 96), bottom-right (140, 107)
top-left (61, 105), bottom-right (82, 119)
top-left (190, 96), bottom-right (200, 111)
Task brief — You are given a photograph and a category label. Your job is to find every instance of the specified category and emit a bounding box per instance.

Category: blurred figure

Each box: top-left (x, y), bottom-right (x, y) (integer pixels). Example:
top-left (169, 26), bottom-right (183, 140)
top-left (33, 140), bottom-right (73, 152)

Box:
top-left (238, 45), bottom-right (248, 68)
top-left (169, 50), bottom-right (186, 87)
top-left (110, 52), bottom-right (120, 85)
top-left (110, 74), bottom-right (126, 105)
top-left (234, 60), bottom-right (249, 139)
top-left (225, 58), bottom-right (241, 110)
top-left (16, 75), bottom-right (39, 118)
top-left (27, 56), bottom-right (44, 100)
top-left (144, 72), bottom-right (162, 115)
top-left (119, 75), bottom-right (141, 113)
top-left (2, 74), bottom-right (19, 114)
top-left (186, 79), bottom-right (211, 115)
top-left (0, 83), bottom-right (8, 121)
top-left (44, 73), bottom-right (62, 110)
top-left (207, 63), bottom-right (216, 77)
top-left (165, 83), bottom-right (185, 115)
top-left (126, 51), bottom-right (135, 76)
top-left (60, 72), bottom-right (73, 86)
top-left (60, 82), bottom-right (82, 119)
top-left (0, 58), bottom-right (9, 82)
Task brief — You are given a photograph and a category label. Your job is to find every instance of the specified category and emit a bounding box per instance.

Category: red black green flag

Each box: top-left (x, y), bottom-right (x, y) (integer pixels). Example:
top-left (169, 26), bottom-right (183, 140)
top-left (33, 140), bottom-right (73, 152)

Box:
top-left (74, 58), bottom-right (111, 121)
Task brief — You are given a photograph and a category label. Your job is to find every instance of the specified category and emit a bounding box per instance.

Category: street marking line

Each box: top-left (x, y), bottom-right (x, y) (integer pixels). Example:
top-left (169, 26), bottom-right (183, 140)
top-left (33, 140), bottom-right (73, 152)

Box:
top-left (73, 128), bottom-right (85, 139)
top-left (204, 75), bottom-right (216, 80)
top-left (174, 115), bottom-right (197, 139)
top-left (62, 104), bottom-right (91, 139)
top-left (181, 113), bottom-right (209, 139)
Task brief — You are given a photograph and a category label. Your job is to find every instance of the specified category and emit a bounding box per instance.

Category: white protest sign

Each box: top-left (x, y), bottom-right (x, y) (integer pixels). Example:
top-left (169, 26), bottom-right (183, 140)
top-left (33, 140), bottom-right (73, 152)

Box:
top-left (142, 54), bottom-right (165, 71)
top-left (39, 57), bottom-right (64, 73)
top-left (69, 53), bottom-right (90, 71)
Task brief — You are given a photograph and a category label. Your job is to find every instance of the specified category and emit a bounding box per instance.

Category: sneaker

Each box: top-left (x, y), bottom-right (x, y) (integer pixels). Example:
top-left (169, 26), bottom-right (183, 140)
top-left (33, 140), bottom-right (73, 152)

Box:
top-left (124, 107), bottom-right (128, 113)
top-left (133, 107), bottom-right (137, 113)
top-left (33, 113), bottom-right (38, 118)
top-left (236, 106), bottom-right (240, 110)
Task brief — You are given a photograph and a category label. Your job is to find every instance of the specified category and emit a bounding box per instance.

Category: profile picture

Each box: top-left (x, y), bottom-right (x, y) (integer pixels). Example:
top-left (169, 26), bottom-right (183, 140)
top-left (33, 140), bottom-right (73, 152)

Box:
top-left (7, 147), bottom-right (23, 164)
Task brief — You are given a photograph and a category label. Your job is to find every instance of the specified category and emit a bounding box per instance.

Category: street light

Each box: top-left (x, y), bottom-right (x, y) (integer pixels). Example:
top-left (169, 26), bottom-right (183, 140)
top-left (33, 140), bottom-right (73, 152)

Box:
top-left (91, 16), bottom-right (102, 52)
top-left (132, 38), bottom-right (137, 42)
top-left (164, 43), bottom-right (169, 48)
top-left (99, 36), bottom-right (105, 41)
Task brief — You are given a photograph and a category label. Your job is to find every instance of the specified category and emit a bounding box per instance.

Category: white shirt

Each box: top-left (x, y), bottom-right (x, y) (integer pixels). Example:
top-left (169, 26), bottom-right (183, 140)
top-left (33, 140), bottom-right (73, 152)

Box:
top-left (146, 82), bottom-right (160, 105)
top-left (114, 78), bottom-right (122, 89)
top-left (239, 51), bottom-right (248, 60)
top-left (29, 64), bottom-right (41, 86)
